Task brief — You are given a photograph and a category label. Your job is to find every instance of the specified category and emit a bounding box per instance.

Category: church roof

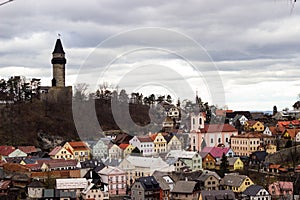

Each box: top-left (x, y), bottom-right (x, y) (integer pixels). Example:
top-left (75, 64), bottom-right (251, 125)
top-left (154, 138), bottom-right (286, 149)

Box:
top-left (53, 38), bottom-right (65, 54)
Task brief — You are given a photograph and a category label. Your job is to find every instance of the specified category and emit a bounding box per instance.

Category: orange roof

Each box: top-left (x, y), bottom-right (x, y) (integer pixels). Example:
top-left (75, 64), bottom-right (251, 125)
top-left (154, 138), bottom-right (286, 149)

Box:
top-left (119, 144), bottom-right (129, 150)
top-left (150, 133), bottom-right (158, 141)
top-left (284, 129), bottom-right (300, 138)
top-left (68, 141), bottom-right (88, 147)
top-left (269, 164), bottom-right (281, 169)
top-left (232, 132), bottom-right (273, 138)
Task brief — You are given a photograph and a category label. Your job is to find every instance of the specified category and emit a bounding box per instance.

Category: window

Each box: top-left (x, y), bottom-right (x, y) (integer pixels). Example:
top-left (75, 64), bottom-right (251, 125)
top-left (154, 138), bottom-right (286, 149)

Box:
top-left (211, 138), bottom-right (213, 144)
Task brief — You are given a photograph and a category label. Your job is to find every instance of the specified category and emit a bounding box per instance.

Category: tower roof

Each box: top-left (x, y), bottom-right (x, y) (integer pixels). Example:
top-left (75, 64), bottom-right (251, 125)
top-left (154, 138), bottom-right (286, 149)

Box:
top-left (52, 38), bottom-right (65, 54)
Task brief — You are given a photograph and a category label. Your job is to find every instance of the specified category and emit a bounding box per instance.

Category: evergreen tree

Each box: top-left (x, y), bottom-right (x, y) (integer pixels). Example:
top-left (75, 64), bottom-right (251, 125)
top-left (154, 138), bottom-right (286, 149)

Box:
top-left (220, 153), bottom-right (229, 177)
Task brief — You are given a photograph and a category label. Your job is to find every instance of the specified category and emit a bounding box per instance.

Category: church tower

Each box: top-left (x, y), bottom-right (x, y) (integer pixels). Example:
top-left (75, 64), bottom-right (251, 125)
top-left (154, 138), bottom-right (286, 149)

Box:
top-left (51, 38), bottom-right (66, 87)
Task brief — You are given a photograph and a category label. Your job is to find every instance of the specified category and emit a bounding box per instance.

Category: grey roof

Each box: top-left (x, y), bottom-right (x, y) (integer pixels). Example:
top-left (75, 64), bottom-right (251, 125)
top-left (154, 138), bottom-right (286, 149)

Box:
top-left (152, 172), bottom-right (174, 191)
top-left (243, 185), bottom-right (265, 196)
top-left (28, 180), bottom-right (45, 188)
top-left (216, 157), bottom-right (240, 166)
top-left (220, 174), bottom-right (250, 187)
top-left (172, 180), bottom-right (197, 193)
top-left (198, 170), bottom-right (221, 182)
top-left (201, 190), bottom-right (235, 200)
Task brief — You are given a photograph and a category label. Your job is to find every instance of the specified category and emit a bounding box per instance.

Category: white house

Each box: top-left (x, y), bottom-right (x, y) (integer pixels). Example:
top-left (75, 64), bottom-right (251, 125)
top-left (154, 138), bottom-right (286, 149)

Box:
top-left (118, 155), bottom-right (172, 185)
top-left (263, 127), bottom-right (273, 136)
top-left (129, 136), bottom-right (154, 156)
top-left (8, 149), bottom-right (27, 158)
top-left (242, 185), bottom-right (271, 200)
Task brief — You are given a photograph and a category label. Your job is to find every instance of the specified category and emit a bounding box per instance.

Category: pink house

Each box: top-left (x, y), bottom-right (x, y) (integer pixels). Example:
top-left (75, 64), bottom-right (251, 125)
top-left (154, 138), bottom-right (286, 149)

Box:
top-left (268, 181), bottom-right (293, 199)
top-left (97, 166), bottom-right (127, 195)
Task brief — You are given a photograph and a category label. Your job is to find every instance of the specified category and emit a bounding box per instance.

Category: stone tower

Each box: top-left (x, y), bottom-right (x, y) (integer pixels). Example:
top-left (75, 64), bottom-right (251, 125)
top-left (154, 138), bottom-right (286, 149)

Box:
top-left (51, 38), bottom-right (66, 87)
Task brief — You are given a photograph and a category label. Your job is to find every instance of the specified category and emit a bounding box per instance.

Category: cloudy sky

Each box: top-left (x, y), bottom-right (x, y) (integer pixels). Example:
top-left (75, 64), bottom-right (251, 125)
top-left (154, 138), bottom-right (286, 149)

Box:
top-left (0, 0), bottom-right (299, 111)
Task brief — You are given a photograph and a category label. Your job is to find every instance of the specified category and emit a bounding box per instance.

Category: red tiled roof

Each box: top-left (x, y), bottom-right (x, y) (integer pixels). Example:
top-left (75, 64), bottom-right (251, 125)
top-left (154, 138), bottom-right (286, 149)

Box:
top-left (200, 124), bottom-right (237, 133)
top-left (278, 120), bottom-right (300, 127)
top-left (68, 141), bottom-right (88, 147)
top-left (0, 146), bottom-right (15, 156)
top-left (137, 136), bottom-right (153, 143)
top-left (49, 146), bottom-right (63, 156)
top-left (37, 159), bottom-right (77, 169)
top-left (284, 129), bottom-right (300, 138)
top-left (17, 146), bottom-right (37, 154)
top-left (119, 144), bottom-right (129, 150)
top-left (231, 132), bottom-right (264, 138)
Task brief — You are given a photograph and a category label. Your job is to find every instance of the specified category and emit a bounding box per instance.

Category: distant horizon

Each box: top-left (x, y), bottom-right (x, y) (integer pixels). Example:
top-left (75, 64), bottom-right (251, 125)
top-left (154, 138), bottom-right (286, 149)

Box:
top-left (1, 1), bottom-right (299, 111)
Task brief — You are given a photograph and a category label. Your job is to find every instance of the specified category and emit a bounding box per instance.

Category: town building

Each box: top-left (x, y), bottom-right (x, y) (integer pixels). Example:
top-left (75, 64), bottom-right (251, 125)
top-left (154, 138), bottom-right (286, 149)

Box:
top-left (171, 180), bottom-right (201, 200)
top-left (49, 146), bottom-right (74, 160)
top-left (231, 132), bottom-right (276, 157)
top-left (97, 166), bottom-right (127, 195)
top-left (131, 176), bottom-right (161, 200)
top-left (63, 141), bottom-right (91, 161)
top-left (165, 150), bottom-right (202, 171)
top-left (129, 136), bottom-right (154, 156)
top-left (197, 170), bottom-right (221, 190)
top-left (242, 184), bottom-right (271, 200)
top-left (220, 173), bottom-right (254, 193)
top-left (118, 156), bottom-right (171, 185)
top-left (199, 190), bottom-right (236, 200)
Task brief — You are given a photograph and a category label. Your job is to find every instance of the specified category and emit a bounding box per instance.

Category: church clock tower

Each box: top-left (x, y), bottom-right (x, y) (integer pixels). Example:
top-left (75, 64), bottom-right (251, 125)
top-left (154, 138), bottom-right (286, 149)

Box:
top-left (51, 38), bottom-right (66, 87)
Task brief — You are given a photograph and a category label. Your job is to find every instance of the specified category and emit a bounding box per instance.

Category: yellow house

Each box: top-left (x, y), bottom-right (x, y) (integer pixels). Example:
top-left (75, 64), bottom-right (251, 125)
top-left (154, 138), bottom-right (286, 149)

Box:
top-left (49, 146), bottom-right (74, 160)
top-left (152, 133), bottom-right (167, 154)
top-left (63, 141), bottom-right (91, 161)
top-left (266, 144), bottom-right (277, 154)
top-left (167, 135), bottom-right (182, 151)
top-left (119, 144), bottom-right (135, 158)
top-left (245, 120), bottom-right (264, 132)
top-left (216, 157), bottom-right (244, 171)
top-left (221, 174), bottom-right (254, 193)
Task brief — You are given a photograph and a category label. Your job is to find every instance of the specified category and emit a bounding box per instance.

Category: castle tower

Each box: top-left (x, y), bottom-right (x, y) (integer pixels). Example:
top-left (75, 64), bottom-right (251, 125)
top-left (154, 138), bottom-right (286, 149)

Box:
top-left (51, 38), bottom-right (66, 87)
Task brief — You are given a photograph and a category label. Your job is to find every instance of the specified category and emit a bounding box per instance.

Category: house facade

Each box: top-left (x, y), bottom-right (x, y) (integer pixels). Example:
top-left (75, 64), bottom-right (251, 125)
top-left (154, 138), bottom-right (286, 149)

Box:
top-left (153, 133), bottom-right (167, 154)
top-left (220, 174), bottom-right (254, 193)
top-left (108, 144), bottom-right (123, 160)
top-left (242, 185), bottom-right (271, 200)
top-left (231, 132), bottom-right (275, 157)
top-left (92, 139), bottom-right (109, 159)
top-left (129, 136), bottom-right (154, 156)
top-left (98, 166), bottom-right (127, 196)
top-left (166, 150), bottom-right (202, 171)
top-left (49, 146), bottom-right (74, 160)
top-left (131, 176), bottom-right (160, 200)
top-left (63, 141), bottom-right (91, 161)
top-left (268, 181), bottom-right (293, 200)
top-left (171, 180), bottom-right (201, 200)
top-left (118, 156), bottom-right (170, 185)
top-left (244, 121), bottom-right (264, 132)
top-left (167, 135), bottom-right (182, 151)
